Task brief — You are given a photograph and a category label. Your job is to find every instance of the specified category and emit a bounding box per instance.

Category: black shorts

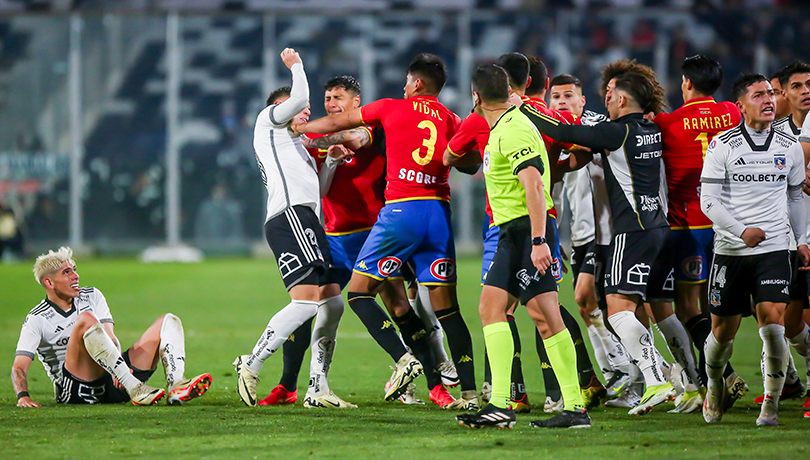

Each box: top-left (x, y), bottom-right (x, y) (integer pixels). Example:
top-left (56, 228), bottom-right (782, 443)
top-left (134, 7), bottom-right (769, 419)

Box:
top-left (604, 227), bottom-right (669, 301)
top-left (485, 215), bottom-right (559, 305)
top-left (789, 250), bottom-right (810, 308)
top-left (265, 206), bottom-right (331, 290)
top-left (594, 244), bottom-right (610, 311)
top-left (55, 350), bottom-right (154, 404)
top-left (708, 251), bottom-right (792, 317)
top-left (571, 239), bottom-right (597, 287)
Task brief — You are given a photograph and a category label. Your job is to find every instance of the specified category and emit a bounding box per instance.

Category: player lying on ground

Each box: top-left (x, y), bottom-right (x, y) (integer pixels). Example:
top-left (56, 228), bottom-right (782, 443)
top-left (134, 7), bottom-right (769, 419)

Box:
top-left (13, 246), bottom-right (211, 407)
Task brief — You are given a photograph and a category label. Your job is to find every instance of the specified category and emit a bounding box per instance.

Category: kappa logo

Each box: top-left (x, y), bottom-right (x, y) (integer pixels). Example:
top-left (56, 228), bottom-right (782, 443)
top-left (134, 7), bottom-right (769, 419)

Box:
top-left (378, 257), bottom-right (402, 277)
top-left (381, 320), bottom-right (393, 330)
top-left (627, 263), bottom-right (651, 285)
top-left (682, 256), bottom-right (703, 280)
top-left (356, 260), bottom-right (368, 270)
top-left (430, 258), bottom-right (456, 281)
top-left (278, 252), bottom-right (302, 279)
top-left (458, 355), bottom-right (473, 363)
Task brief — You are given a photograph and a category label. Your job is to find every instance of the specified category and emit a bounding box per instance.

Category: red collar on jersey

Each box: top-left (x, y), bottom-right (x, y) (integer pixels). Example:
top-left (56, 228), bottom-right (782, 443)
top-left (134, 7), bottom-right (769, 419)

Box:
top-left (682, 96), bottom-right (717, 108)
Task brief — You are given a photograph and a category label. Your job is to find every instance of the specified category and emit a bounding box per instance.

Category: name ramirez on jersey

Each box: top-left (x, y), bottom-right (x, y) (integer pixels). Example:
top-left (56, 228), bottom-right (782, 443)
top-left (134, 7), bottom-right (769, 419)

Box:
top-left (16, 287), bottom-right (113, 383)
top-left (700, 123), bottom-right (806, 255)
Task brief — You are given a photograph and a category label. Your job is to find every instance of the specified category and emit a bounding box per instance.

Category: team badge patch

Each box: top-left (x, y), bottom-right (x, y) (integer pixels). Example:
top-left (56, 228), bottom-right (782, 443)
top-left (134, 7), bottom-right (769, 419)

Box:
top-left (710, 290), bottom-right (721, 307)
top-left (377, 257), bottom-right (402, 277)
top-left (774, 155), bottom-right (786, 170)
top-left (430, 258), bottom-right (456, 281)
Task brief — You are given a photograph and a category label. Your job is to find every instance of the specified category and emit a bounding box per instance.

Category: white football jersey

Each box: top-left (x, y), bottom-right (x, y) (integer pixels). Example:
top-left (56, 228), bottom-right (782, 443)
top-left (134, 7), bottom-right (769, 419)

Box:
top-left (564, 166), bottom-right (595, 247)
top-left (16, 287), bottom-right (113, 383)
top-left (773, 115), bottom-right (810, 250)
top-left (253, 62), bottom-right (320, 223)
top-left (701, 123), bottom-right (805, 255)
top-left (580, 111), bottom-right (613, 246)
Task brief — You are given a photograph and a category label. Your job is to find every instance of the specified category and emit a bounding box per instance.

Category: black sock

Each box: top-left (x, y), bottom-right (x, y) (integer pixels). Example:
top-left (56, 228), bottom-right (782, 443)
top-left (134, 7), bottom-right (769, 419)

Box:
top-left (507, 315), bottom-right (526, 399)
top-left (483, 348), bottom-right (491, 385)
top-left (279, 317), bottom-right (312, 391)
top-left (348, 292), bottom-right (407, 362)
top-left (536, 328), bottom-right (561, 400)
top-left (436, 305), bottom-right (476, 392)
top-left (394, 308), bottom-right (442, 388)
top-left (560, 304), bottom-right (596, 387)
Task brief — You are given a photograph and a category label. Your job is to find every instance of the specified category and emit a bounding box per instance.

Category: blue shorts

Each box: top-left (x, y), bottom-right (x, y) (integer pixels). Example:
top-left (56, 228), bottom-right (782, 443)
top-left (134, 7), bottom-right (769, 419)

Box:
top-left (669, 228), bottom-right (713, 282)
top-left (353, 200), bottom-right (456, 285)
top-left (481, 224), bottom-right (499, 285)
top-left (326, 230), bottom-right (372, 289)
top-left (481, 214), bottom-right (563, 285)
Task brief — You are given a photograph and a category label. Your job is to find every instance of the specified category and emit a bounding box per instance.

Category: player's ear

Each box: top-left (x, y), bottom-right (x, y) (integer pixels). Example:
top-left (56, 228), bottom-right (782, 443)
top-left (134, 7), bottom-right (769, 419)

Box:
top-left (525, 76), bottom-right (532, 91)
top-left (42, 277), bottom-right (54, 289)
top-left (544, 77), bottom-right (549, 91)
top-left (735, 100), bottom-right (744, 113)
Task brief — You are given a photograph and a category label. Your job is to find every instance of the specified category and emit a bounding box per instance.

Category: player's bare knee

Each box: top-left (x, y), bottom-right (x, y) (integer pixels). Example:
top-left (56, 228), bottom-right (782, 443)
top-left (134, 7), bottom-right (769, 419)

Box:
top-left (74, 311), bottom-right (100, 336)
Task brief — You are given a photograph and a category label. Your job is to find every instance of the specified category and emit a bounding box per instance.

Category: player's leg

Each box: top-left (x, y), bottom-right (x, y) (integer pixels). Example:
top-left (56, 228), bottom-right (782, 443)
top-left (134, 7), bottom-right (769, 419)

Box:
top-left (479, 222), bottom-right (499, 402)
top-left (703, 313), bottom-right (740, 423)
top-left (504, 302), bottom-right (529, 412)
top-left (782, 251), bottom-right (809, 401)
top-left (234, 206), bottom-right (326, 406)
top-left (604, 229), bottom-right (675, 415)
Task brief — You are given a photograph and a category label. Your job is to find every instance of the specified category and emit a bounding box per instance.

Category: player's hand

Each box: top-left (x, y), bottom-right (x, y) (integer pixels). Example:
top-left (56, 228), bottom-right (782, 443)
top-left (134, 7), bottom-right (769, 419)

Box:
top-left (17, 396), bottom-right (41, 408)
top-left (280, 48), bottom-right (302, 69)
top-left (327, 144), bottom-right (354, 164)
top-left (741, 227), bottom-right (766, 248)
top-left (559, 247), bottom-right (569, 274)
top-left (798, 245), bottom-right (810, 271)
top-left (531, 243), bottom-right (552, 276)
top-left (509, 92), bottom-right (524, 107)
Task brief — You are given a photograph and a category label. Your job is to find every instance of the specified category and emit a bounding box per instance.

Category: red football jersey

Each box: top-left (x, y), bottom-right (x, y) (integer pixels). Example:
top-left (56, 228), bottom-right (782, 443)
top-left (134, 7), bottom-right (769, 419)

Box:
top-left (655, 97), bottom-right (742, 229)
top-left (360, 96), bottom-right (461, 202)
top-left (447, 113), bottom-right (494, 226)
top-left (524, 96), bottom-right (576, 152)
top-left (308, 127), bottom-right (386, 234)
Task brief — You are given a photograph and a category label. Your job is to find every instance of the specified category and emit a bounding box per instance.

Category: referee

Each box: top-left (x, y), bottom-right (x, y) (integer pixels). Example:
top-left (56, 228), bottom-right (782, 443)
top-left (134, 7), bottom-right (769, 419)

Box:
top-left (454, 64), bottom-right (589, 429)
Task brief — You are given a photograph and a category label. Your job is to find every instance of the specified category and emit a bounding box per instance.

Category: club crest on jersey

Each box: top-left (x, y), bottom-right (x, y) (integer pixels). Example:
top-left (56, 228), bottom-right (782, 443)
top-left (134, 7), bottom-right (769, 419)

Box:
top-left (774, 155), bottom-right (786, 170)
top-left (682, 256), bottom-right (703, 280)
top-left (430, 258), bottom-right (456, 281)
top-left (483, 150), bottom-right (491, 174)
top-left (378, 257), bottom-right (402, 277)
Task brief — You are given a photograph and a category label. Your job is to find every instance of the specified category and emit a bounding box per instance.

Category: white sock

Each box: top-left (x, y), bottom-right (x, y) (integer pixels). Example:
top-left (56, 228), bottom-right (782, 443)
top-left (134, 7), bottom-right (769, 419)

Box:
top-left (83, 323), bottom-right (142, 393)
top-left (587, 324), bottom-right (612, 380)
top-left (159, 313), bottom-right (186, 389)
top-left (786, 340), bottom-right (799, 385)
top-left (413, 284), bottom-right (449, 363)
top-left (704, 331), bottom-right (733, 383)
top-left (787, 324), bottom-right (810, 387)
top-left (246, 300), bottom-right (319, 374)
top-left (590, 309), bottom-right (632, 375)
top-left (759, 324), bottom-right (788, 400)
top-left (608, 310), bottom-right (668, 386)
top-left (309, 295), bottom-right (343, 396)
top-left (657, 314), bottom-right (700, 388)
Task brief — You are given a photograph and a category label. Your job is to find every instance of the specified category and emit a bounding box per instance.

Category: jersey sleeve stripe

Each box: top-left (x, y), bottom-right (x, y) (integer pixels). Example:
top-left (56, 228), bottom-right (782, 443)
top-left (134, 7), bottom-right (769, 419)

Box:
top-left (447, 147), bottom-right (465, 157)
top-left (99, 318), bottom-right (114, 324)
top-left (15, 350), bottom-right (35, 359)
top-left (700, 177), bottom-right (725, 183)
top-left (524, 105), bottom-right (561, 125)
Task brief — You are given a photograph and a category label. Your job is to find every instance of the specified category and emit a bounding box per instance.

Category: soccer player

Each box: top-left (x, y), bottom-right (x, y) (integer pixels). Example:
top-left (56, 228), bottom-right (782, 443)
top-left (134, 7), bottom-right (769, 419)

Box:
top-left (771, 72), bottom-right (792, 121)
top-left (767, 60), bottom-right (810, 408)
top-left (500, 53), bottom-right (606, 412)
top-left (549, 73), bottom-right (633, 405)
top-left (700, 73), bottom-right (809, 426)
top-left (520, 60), bottom-right (677, 415)
top-left (232, 48), bottom-right (352, 408)
top-left (13, 247), bottom-right (211, 407)
top-left (454, 64), bottom-right (589, 429)
top-left (651, 55), bottom-right (743, 413)
top-left (293, 54), bottom-right (479, 408)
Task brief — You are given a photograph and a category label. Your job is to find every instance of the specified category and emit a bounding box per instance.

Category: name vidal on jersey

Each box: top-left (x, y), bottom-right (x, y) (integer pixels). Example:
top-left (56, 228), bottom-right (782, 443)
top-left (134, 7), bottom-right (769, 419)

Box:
top-left (413, 101), bottom-right (443, 121)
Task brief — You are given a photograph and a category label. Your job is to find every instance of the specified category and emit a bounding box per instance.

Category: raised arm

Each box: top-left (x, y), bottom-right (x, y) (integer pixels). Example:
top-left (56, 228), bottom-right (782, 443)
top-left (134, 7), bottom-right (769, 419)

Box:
top-left (269, 49), bottom-right (309, 127)
top-left (302, 127), bottom-right (371, 151)
top-left (12, 355), bottom-right (41, 407)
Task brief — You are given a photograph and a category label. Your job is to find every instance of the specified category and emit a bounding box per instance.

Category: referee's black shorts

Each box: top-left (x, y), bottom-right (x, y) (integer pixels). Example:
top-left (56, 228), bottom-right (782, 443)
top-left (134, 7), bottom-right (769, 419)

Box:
top-left (485, 215), bottom-right (559, 305)
top-left (265, 205), bottom-right (331, 290)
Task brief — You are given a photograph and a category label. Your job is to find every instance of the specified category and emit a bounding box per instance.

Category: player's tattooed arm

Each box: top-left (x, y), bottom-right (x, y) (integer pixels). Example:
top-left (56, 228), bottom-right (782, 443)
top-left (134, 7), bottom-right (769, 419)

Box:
top-left (302, 128), bottom-right (371, 151)
top-left (12, 355), bottom-right (41, 407)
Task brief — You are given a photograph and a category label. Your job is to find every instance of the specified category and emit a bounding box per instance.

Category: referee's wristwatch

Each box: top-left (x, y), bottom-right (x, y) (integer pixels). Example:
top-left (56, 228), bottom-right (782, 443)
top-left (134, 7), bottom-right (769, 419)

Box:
top-left (532, 236), bottom-right (547, 246)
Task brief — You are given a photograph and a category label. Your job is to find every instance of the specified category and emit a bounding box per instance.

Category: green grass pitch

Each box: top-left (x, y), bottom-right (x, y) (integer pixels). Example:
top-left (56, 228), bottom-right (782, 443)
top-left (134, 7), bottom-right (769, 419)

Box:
top-left (1, 257), bottom-right (808, 459)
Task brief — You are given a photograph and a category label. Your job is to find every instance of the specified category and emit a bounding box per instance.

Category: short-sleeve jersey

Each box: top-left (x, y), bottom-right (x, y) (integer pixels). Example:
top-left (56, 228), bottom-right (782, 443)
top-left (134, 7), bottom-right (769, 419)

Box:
top-left (483, 106), bottom-right (551, 226)
top-left (308, 127), bottom-right (386, 235)
top-left (800, 111), bottom-right (810, 144)
top-left (773, 114), bottom-right (810, 250)
top-left (655, 97), bottom-right (741, 229)
top-left (16, 288), bottom-right (113, 383)
top-left (360, 96), bottom-right (461, 203)
top-left (701, 123), bottom-right (805, 256)
top-left (447, 113), bottom-right (494, 226)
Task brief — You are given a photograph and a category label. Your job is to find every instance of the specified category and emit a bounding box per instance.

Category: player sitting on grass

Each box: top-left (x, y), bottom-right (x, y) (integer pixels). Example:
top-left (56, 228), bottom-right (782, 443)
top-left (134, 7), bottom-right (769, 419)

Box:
top-left (12, 247), bottom-right (212, 407)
